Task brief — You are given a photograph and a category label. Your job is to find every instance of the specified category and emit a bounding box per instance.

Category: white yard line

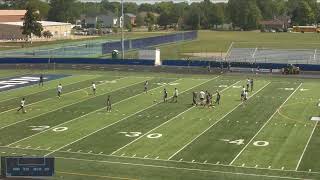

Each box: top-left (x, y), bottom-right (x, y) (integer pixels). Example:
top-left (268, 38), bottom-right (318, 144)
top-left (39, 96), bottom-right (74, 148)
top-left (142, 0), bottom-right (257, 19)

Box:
top-left (43, 76), bottom-right (220, 157)
top-left (111, 80), bottom-right (240, 155)
top-left (0, 76), bottom-right (127, 115)
top-left (55, 156), bottom-right (307, 180)
top-left (167, 81), bottom-right (271, 160)
top-left (6, 78), bottom-right (151, 147)
top-left (0, 77), bottom-right (128, 130)
top-left (229, 83), bottom-right (303, 165)
top-left (295, 121), bottom-right (318, 171)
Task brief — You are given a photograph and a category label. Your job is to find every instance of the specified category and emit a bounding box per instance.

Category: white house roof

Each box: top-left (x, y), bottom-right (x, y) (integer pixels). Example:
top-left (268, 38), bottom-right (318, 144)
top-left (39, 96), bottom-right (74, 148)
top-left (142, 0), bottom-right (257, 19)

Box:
top-left (0, 21), bottom-right (72, 26)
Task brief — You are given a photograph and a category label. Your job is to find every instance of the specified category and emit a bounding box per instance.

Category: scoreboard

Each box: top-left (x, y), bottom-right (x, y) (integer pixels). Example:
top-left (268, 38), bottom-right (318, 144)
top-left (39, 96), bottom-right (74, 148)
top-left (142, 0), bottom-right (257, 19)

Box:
top-left (1, 157), bottom-right (54, 177)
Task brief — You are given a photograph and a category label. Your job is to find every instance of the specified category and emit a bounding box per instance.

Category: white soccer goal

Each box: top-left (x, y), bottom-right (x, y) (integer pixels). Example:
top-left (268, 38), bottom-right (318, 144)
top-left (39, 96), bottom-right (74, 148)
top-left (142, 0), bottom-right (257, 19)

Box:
top-left (138, 49), bottom-right (161, 66)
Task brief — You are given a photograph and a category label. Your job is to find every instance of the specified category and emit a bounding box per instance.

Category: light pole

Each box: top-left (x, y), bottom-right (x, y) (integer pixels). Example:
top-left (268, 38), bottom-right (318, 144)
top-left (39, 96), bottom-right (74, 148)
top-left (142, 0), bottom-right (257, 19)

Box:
top-left (121, 0), bottom-right (124, 59)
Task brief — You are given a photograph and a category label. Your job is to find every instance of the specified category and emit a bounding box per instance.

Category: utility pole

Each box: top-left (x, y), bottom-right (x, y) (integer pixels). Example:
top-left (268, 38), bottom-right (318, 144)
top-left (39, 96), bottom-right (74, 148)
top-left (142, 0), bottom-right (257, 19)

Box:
top-left (121, 0), bottom-right (124, 59)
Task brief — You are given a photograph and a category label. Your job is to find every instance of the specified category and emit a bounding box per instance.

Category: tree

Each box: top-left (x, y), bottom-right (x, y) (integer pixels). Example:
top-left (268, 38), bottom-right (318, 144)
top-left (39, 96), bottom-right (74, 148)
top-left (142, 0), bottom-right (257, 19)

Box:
top-left (48, 0), bottom-right (81, 23)
top-left (290, 0), bottom-right (316, 25)
top-left (228, 0), bottom-right (262, 30)
top-left (27, 0), bottom-right (50, 19)
top-left (145, 12), bottom-right (156, 26)
top-left (43, 30), bottom-right (53, 38)
top-left (210, 3), bottom-right (225, 28)
top-left (22, 5), bottom-right (43, 43)
top-left (184, 4), bottom-right (201, 30)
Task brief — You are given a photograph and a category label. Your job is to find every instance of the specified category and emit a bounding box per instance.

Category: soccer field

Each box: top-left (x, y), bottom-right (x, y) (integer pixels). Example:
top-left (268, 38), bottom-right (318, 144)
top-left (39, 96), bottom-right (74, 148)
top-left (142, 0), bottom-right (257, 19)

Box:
top-left (0, 70), bottom-right (319, 180)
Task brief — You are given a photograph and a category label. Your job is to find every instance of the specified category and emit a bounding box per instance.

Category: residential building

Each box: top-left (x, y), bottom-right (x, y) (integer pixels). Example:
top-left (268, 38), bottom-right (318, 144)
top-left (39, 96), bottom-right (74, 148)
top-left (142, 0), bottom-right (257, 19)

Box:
top-left (0, 10), bottom-right (26, 22)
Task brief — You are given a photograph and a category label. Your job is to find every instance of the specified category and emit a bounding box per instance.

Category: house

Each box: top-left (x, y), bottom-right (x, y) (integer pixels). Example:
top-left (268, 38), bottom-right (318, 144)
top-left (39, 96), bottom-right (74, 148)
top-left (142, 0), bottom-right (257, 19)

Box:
top-left (82, 12), bottom-right (118, 28)
top-left (0, 10), bottom-right (26, 22)
top-left (260, 16), bottom-right (291, 30)
top-left (125, 13), bottom-right (136, 26)
top-left (0, 21), bottom-right (72, 40)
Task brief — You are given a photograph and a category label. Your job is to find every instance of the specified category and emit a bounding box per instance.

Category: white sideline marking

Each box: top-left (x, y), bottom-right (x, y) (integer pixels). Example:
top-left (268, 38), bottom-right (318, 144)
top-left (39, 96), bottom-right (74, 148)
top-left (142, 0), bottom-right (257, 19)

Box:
top-left (6, 78), bottom-right (155, 147)
top-left (56, 156), bottom-right (305, 180)
top-left (0, 77), bottom-right (129, 130)
top-left (1, 152), bottom-right (5, 153)
top-left (229, 83), bottom-right (302, 165)
top-left (295, 121), bottom-right (318, 171)
top-left (168, 82), bottom-right (270, 160)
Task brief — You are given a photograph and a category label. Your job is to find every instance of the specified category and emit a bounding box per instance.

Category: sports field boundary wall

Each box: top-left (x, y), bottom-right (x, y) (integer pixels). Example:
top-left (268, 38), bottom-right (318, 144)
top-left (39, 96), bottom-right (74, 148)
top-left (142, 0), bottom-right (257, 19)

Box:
top-left (0, 58), bottom-right (320, 71)
top-left (101, 31), bottom-right (198, 54)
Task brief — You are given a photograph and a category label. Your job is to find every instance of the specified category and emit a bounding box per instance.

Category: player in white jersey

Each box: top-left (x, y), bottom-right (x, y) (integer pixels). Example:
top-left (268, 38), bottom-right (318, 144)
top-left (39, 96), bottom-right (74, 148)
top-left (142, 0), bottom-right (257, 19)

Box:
top-left (172, 88), bottom-right (178, 103)
top-left (92, 82), bottom-right (96, 95)
top-left (241, 86), bottom-right (246, 101)
top-left (17, 98), bottom-right (26, 113)
top-left (57, 84), bottom-right (62, 98)
top-left (244, 90), bottom-right (248, 101)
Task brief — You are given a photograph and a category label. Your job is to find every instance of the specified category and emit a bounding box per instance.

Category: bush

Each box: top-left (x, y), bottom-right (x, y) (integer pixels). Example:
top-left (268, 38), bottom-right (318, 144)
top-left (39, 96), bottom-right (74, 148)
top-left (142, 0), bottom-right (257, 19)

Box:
top-left (42, 30), bottom-right (53, 38)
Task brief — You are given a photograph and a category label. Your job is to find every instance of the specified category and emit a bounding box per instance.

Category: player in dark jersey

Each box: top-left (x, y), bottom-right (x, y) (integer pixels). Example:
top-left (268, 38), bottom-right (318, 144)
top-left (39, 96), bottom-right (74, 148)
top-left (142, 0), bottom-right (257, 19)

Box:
top-left (144, 81), bottom-right (149, 93)
top-left (215, 91), bottom-right (221, 105)
top-left (250, 78), bottom-right (254, 92)
top-left (39, 74), bottom-right (44, 86)
top-left (106, 95), bottom-right (112, 112)
top-left (163, 88), bottom-right (168, 103)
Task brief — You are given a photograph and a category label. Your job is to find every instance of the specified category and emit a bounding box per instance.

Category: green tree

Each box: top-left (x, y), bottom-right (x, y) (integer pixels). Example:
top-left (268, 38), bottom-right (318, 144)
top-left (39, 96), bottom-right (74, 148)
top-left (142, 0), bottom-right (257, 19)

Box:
top-left (291, 0), bottom-right (316, 25)
top-left (145, 12), bottom-right (156, 26)
top-left (22, 5), bottom-right (43, 43)
top-left (48, 0), bottom-right (80, 23)
top-left (184, 4), bottom-right (201, 30)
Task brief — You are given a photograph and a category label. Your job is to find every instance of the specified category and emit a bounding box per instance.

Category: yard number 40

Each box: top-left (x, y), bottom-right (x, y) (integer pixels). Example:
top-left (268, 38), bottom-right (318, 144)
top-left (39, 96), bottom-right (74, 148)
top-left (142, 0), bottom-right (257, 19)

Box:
top-left (228, 139), bottom-right (269, 147)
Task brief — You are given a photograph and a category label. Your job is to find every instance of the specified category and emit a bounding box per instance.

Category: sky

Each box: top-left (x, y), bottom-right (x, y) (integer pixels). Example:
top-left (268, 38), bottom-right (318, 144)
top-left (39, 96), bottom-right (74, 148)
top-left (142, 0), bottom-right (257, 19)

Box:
top-left (79, 0), bottom-right (229, 4)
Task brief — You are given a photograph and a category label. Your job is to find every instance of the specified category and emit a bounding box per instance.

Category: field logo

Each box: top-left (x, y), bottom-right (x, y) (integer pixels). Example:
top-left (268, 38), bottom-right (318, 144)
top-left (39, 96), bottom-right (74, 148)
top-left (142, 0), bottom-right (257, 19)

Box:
top-left (0, 74), bottom-right (67, 92)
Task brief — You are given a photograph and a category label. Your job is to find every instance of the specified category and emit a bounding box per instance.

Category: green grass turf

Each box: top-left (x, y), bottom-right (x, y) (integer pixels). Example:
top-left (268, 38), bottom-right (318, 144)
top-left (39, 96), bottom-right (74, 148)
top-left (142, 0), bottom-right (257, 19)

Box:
top-left (125, 30), bottom-right (320, 59)
top-left (0, 69), bottom-right (319, 179)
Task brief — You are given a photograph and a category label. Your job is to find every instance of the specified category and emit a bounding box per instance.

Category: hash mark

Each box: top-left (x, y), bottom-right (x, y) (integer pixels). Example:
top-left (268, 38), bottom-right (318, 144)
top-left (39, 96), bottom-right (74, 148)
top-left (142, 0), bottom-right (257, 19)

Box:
top-left (77, 150), bottom-right (82, 152)
top-left (144, 155), bottom-right (148, 158)
top-left (1, 152), bottom-right (5, 153)
top-left (88, 151), bottom-right (92, 153)
top-left (155, 156), bottom-right (159, 159)
top-left (204, 160), bottom-right (207, 164)
top-left (241, 163), bottom-right (245, 167)
top-left (309, 169), bottom-right (312, 172)
top-left (281, 167), bottom-right (284, 170)
top-left (192, 160), bottom-right (195, 163)
top-left (99, 152), bottom-right (103, 154)
top-left (179, 159), bottom-right (183, 161)
top-left (66, 149), bottom-right (71, 152)
top-left (26, 146), bottom-right (31, 149)
top-left (216, 161), bottom-right (220, 164)
top-left (268, 166), bottom-right (271, 169)
top-left (255, 165), bottom-right (258, 168)
top-left (132, 154), bottom-right (136, 157)
top-left (121, 153), bottom-right (125, 156)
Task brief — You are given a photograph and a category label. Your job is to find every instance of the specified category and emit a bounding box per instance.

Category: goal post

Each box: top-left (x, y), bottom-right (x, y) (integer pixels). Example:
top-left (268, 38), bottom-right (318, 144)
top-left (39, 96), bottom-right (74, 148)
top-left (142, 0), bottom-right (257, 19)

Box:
top-left (138, 48), bottom-right (161, 66)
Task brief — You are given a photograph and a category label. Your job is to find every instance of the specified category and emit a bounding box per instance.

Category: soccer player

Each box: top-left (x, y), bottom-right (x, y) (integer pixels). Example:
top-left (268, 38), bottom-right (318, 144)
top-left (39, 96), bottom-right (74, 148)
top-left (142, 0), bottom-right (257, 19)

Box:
top-left (244, 90), bottom-right (248, 101)
top-left (246, 78), bottom-right (250, 91)
top-left (17, 98), bottom-right (26, 113)
top-left (241, 86), bottom-right (245, 101)
top-left (250, 78), bottom-right (254, 92)
top-left (39, 74), bottom-right (44, 86)
top-left (199, 90), bottom-right (206, 106)
top-left (192, 91), bottom-right (197, 106)
top-left (163, 88), bottom-right (168, 103)
top-left (57, 84), bottom-right (62, 98)
top-left (215, 90), bottom-right (221, 105)
top-left (205, 91), bottom-right (210, 107)
top-left (144, 81), bottom-right (149, 93)
top-left (92, 82), bottom-right (96, 95)
top-left (172, 88), bottom-right (178, 103)
top-left (106, 95), bottom-right (112, 112)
